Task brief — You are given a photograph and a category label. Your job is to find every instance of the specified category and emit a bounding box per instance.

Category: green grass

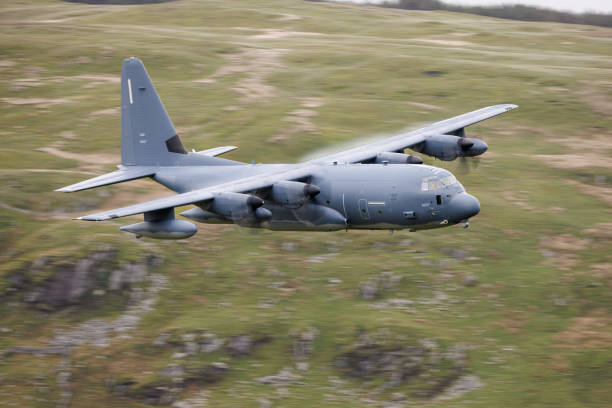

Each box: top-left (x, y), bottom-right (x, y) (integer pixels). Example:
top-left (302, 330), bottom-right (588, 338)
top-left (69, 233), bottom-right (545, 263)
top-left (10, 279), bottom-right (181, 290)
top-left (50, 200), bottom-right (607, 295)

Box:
top-left (0, 0), bottom-right (611, 407)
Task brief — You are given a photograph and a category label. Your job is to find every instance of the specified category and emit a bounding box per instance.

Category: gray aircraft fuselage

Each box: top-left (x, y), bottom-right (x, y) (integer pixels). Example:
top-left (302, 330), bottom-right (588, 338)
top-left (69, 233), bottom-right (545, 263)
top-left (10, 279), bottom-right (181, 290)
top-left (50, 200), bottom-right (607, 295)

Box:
top-left (59, 58), bottom-right (513, 239)
top-left (153, 161), bottom-right (479, 231)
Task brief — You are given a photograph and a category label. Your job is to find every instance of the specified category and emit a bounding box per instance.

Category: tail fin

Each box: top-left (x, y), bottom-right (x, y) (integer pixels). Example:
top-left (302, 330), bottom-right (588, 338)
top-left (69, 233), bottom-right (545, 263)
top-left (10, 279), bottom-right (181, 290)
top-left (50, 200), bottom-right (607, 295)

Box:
top-left (121, 57), bottom-right (188, 166)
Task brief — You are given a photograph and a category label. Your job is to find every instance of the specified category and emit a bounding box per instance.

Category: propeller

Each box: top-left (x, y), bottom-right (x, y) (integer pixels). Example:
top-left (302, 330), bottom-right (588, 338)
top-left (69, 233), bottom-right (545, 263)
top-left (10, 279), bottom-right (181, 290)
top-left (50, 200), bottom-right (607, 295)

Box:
top-left (455, 129), bottom-right (485, 174)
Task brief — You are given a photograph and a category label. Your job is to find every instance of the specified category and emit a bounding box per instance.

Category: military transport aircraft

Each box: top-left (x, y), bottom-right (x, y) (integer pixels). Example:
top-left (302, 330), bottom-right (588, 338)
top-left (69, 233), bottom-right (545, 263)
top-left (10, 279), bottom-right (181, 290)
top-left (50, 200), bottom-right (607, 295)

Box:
top-left (56, 57), bottom-right (517, 239)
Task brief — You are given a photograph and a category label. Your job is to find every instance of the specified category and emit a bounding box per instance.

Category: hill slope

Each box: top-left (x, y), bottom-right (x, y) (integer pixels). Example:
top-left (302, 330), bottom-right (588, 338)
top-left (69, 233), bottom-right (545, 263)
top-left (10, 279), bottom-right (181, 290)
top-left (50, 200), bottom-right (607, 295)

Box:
top-left (1, 0), bottom-right (611, 407)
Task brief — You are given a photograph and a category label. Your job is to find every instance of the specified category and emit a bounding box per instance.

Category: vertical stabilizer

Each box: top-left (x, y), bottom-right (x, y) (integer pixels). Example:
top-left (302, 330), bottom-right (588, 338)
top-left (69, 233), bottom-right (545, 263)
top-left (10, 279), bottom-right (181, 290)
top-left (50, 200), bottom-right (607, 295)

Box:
top-left (121, 57), bottom-right (187, 166)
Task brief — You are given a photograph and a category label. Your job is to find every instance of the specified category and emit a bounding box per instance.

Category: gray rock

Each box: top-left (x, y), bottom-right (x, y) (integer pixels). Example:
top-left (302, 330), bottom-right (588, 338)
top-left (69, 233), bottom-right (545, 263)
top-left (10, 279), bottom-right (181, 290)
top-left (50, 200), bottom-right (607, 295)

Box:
top-left (255, 368), bottom-right (302, 385)
top-left (153, 332), bottom-right (172, 346)
top-left (159, 364), bottom-right (184, 379)
top-left (172, 390), bottom-right (209, 408)
top-left (435, 375), bottom-right (483, 400)
top-left (184, 341), bottom-right (198, 355)
top-left (281, 242), bottom-right (297, 252)
top-left (199, 332), bottom-right (224, 353)
top-left (291, 327), bottom-right (319, 362)
top-left (462, 275), bottom-right (479, 287)
top-left (378, 272), bottom-right (401, 289)
top-left (359, 280), bottom-right (379, 300)
top-left (226, 334), bottom-right (252, 357)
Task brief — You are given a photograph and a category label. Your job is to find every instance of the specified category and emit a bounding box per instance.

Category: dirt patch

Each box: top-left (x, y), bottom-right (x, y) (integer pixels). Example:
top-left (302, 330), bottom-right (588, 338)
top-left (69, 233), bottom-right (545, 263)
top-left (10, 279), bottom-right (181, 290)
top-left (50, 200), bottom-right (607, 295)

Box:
top-left (11, 74), bottom-right (119, 91)
top-left (493, 310), bottom-right (526, 334)
top-left (251, 29), bottom-right (323, 40)
top-left (2, 97), bottom-right (73, 108)
top-left (541, 234), bottom-right (590, 251)
top-left (268, 98), bottom-right (323, 142)
top-left (590, 263), bottom-right (612, 280)
top-left (550, 134), bottom-right (612, 152)
top-left (539, 234), bottom-right (591, 271)
top-left (575, 82), bottom-right (612, 116)
top-left (406, 101), bottom-right (441, 110)
top-left (554, 309), bottom-right (612, 349)
top-left (37, 146), bottom-right (117, 165)
top-left (412, 38), bottom-right (473, 47)
top-left (0, 60), bottom-right (16, 68)
top-left (501, 191), bottom-right (536, 211)
top-left (584, 222), bottom-right (612, 240)
top-left (194, 48), bottom-right (286, 103)
top-left (89, 107), bottom-right (120, 117)
top-left (565, 180), bottom-right (612, 206)
top-left (534, 153), bottom-right (612, 170)
top-left (276, 13), bottom-right (302, 22)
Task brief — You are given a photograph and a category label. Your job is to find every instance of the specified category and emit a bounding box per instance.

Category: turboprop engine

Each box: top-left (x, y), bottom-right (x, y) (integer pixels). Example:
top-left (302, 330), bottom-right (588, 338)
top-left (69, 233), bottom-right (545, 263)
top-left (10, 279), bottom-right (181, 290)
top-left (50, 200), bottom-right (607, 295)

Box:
top-left (373, 152), bottom-right (423, 164)
top-left (203, 192), bottom-right (272, 222)
top-left (412, 134), bottom-right (488, 161)
top-left (269, 181), bottom-right (320, 205)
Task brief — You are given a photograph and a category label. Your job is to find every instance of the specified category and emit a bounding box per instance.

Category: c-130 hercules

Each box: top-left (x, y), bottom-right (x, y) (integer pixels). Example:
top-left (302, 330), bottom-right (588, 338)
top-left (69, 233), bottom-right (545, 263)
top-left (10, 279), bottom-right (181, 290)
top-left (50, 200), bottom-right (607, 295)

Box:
top-left (57, 58), bottom-right (517, 239)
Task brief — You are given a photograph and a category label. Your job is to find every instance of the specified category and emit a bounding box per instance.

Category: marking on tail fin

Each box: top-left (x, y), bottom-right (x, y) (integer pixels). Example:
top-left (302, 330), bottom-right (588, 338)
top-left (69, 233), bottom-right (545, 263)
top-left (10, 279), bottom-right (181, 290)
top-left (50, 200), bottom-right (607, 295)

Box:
top-left (127, 78), bottom-right (133, 104)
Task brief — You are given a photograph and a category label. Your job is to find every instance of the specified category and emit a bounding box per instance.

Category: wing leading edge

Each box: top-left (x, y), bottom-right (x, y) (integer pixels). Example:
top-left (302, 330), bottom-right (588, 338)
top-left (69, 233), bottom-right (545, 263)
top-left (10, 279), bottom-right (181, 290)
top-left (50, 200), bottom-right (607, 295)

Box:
top-left (76, 104), bottom-right (517, 221)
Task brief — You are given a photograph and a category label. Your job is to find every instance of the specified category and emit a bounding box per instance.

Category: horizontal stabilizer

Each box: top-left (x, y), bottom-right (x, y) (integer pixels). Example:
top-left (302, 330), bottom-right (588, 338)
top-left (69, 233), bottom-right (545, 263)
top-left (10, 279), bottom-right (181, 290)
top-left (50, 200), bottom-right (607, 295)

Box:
top-left (195, 146), bottom-right (238, 157)
top-left (56, 166), bottom-right (156, 193)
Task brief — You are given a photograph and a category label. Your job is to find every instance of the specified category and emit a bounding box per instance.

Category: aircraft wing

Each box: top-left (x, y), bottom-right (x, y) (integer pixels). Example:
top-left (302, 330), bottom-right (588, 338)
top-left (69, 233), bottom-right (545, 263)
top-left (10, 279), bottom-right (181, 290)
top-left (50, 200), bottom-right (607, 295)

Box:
top-left (78, 104), bottom-right (516, 221)
top-left (309, 104), bottom-right (517, 165)
top-left (56, 166), bottom-right (156, 193)
top-left (77, 165), bottom-right (312, 221)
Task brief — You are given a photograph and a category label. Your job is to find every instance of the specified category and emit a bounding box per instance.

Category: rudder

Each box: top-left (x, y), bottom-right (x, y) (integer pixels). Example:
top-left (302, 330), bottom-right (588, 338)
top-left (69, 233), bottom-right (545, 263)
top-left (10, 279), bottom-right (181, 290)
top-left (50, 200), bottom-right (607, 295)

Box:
top-left (121, 57), bottom-right (187, 166)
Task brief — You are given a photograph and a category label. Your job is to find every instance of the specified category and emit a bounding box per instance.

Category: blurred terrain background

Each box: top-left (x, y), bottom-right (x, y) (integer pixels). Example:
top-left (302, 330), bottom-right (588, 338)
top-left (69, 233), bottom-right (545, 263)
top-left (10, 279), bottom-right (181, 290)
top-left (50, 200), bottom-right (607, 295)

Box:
top-left (0, 0), bottom-right (611, 407)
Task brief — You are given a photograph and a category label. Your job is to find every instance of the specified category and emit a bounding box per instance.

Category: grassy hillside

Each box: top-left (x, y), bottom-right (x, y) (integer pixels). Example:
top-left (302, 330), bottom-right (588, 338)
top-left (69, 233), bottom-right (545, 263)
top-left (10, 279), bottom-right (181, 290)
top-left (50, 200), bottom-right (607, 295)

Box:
top-left (1, 0), bottom-right (611, 407)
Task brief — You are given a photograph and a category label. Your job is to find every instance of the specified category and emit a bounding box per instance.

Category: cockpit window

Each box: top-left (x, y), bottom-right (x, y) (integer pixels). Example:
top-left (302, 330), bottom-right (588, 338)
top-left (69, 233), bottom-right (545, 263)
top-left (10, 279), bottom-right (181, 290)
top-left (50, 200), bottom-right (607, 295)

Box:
top-left (421, 174), bottom-right (458, 191)
top-left (440, 174), bottom-right (458, 187)
top-left (421, 176), bottom-right (441, 191)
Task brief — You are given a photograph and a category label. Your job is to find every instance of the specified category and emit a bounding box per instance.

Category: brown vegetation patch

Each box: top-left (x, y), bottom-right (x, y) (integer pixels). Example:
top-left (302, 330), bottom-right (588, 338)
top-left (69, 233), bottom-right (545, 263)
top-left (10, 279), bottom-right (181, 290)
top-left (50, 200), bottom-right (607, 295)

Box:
top-left (534, 153), bottom-right (612, 170)
top-left (251, 29), bottom-right (324, 40)
top-left (554, 309), bottom-right (612, 349)
top-left (11, 74), bottom-right (119, 91)
top-left (565, 180), bottom-right (612, 206)
top-left (412, 38), bottom-right (474, 47)
top-left (575, 82), bottom-right (612, 116)
top-left (194, 48), bottom-right (286, 103)
top-left (406, 101), bottom-right (442, 110)
top-left (590, 263), bottom-right (612, 280)
top-left (493, 310), bottom-right (526, 334)
top-left (268, 98), bottom-right (323, 142)
top-left (2, 97), bottom-right (73, 108)
top-left (89, 107), bottom-right (120, 117)
top-left (585, 222), bottom-right (612, 240)
top-left (501, 191), bottom-right (536, 211)
top-left (37, 146), bottom-right (117, 165)
top-left (539, 234), bottom-right (591, 271)
top-left (551, 134), bottom-right (612, 152)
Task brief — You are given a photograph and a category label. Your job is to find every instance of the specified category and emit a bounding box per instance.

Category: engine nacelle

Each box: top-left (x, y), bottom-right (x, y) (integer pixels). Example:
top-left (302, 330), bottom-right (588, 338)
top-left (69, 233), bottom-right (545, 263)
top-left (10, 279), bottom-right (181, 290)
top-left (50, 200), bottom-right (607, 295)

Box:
top-left (180, 208), bottom-right (231, 224)
top-left (206, 192), bottom-right (271, 221)
top-left (412, 134), bottom-right (488, 161)
top-left (269, 181), bottom-right (320, 205)
top-left (374, 152), bottom-right (423, 164)
top-left (120, 219), bottom-right (197, 240)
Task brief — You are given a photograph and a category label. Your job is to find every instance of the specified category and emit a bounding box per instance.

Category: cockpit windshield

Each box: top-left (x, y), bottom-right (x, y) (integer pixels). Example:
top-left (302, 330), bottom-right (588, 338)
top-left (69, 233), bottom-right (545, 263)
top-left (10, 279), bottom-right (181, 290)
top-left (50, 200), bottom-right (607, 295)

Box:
top-left (421, 174), bottom-right (459, 191)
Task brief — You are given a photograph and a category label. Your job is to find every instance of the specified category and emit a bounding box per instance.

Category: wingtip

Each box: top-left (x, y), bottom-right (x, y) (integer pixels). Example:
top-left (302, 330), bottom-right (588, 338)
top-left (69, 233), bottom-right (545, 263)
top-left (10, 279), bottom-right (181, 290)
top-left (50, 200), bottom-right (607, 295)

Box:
top-left (74, 215), bottom-right (101, 221)
top-left (55, 187), bottom-right (71, 193)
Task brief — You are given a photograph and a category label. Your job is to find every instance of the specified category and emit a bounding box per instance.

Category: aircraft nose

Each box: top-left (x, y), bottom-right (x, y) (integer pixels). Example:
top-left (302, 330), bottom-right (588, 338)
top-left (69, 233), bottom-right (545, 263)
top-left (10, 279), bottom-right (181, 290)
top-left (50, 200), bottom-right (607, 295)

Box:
top-left (451, 192), bottom-right (480, 220)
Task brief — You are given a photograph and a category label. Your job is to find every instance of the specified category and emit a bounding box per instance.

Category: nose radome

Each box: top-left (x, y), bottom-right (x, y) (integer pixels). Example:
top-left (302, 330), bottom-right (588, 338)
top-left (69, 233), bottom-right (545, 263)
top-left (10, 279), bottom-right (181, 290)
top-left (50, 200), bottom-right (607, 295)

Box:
top-left (451, 192), bottom-right (480, 220)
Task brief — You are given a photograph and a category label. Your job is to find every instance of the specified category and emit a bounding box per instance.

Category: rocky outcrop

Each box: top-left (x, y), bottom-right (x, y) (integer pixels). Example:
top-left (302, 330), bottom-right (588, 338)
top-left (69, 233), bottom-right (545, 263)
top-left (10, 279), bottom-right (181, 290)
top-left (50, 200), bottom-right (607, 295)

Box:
top-left (4, 249), bottom-right (164, 312)
top-left (335, 331), bottom-right (470, 399)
